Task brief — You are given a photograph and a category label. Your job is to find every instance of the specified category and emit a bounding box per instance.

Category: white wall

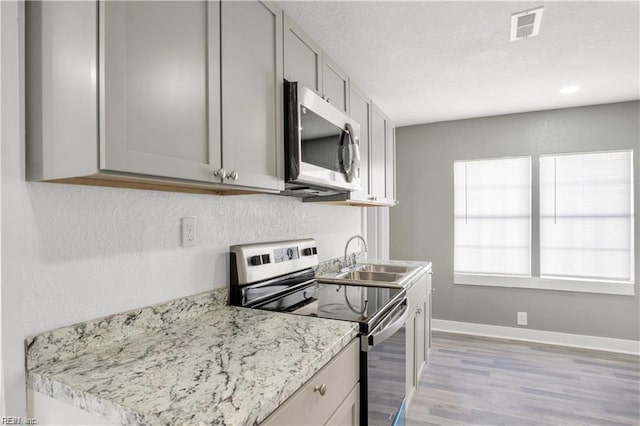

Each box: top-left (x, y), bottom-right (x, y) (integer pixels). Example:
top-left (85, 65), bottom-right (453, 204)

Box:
top-left (1, 2), bottom-right (363, 416)
top-left (23, 186), bottom-right (361, 335)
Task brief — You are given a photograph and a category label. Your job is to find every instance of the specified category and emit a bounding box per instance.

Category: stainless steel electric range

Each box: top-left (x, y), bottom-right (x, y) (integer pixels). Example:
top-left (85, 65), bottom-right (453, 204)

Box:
top-left (229, 239), bottom-right (408, 426)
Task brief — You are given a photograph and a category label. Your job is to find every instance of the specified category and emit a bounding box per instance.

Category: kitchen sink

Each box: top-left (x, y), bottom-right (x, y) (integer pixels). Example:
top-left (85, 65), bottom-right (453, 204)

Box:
top-left (336, 270), bottom-right (404, 283)
top-left (317, 260), bottom-right (426, 288)
top-left (357, 264), bottom-right (413, 274)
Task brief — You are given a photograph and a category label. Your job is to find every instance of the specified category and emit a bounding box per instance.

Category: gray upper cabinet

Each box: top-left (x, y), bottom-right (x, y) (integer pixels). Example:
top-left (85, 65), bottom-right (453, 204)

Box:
top-left (101, 1), bottom-right (220, 183)
top-left (282, 9), bottom-right (396, 207)
top-left (221, 0), bottom-right (283, 190)
top-left (370, 103), bottom-right (388, 203)
top-left (387, 124), bottom-right (397, 204)
top-left (283, 13), bottom-right (349, 114)
top-left (283, 14), bottom-right (322, 94)
top-left (322, 55), bottom-right (349, 113)
top-left (346, 82), bottom-right (372, 202)
top-left (27, 0), bottom-right (284, 194)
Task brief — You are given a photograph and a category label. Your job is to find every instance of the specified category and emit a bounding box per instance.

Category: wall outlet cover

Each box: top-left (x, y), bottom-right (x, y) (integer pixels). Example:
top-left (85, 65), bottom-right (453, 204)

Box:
top-left (181, 217), bottom-right (196, 247)
top-left (517, 311), bottom-right (528, 326)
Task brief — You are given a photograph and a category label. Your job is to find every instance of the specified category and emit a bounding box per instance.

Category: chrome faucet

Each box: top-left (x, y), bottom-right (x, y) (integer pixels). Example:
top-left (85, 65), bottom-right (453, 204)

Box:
top-left (341, 235), bottom-right (368, 272)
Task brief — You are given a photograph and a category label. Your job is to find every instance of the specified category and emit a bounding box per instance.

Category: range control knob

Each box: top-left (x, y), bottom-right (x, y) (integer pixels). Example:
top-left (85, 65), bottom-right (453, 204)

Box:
top-left (302, 247), bottom-right (318, 256)
top-left (249, 255), bottom-right (262, 266)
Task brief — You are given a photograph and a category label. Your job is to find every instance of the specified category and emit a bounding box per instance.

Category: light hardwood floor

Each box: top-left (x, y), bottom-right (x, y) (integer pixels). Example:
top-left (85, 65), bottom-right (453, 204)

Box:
top-left (407, 332), bottom-right (640, 426)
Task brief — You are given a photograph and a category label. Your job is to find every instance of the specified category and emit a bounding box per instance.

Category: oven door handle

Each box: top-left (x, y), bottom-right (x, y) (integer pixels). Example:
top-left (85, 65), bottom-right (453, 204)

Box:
top-left (362, 300), bottom-right (409, 352)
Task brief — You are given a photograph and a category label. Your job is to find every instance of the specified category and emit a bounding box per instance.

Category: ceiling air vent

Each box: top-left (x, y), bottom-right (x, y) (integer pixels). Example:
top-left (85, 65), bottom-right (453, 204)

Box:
top-left (510, 6), bottom-right (544, 41)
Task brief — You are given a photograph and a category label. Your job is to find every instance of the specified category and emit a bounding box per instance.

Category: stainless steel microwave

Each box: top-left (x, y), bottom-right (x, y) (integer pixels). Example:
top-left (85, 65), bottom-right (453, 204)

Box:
top-left (283, 81), bottom-right (362, 197)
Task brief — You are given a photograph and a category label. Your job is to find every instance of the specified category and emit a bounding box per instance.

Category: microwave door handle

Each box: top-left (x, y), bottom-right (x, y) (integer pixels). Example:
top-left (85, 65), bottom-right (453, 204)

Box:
top-left (362, 301), bottom-right (409, 352)
top-left (342, 124), bottom-right (360, 182)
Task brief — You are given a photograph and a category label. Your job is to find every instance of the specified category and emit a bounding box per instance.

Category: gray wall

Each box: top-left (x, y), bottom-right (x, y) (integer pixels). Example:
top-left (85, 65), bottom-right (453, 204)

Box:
top-left (391, 101), bottom-right (640, 340)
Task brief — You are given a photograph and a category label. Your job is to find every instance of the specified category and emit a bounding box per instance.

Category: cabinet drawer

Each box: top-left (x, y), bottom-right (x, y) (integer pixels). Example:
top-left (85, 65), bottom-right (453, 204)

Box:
top-left (262, 339), bottom-right (359, 425)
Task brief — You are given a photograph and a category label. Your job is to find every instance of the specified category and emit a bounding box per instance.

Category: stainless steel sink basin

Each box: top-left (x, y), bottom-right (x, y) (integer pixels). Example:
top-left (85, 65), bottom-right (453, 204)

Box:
top-left (358, 264), bottom-right (413, 274)
top-left (336, 270), bottom-right (404, 283)
top-left (318, 261), bottom-right (426, 288)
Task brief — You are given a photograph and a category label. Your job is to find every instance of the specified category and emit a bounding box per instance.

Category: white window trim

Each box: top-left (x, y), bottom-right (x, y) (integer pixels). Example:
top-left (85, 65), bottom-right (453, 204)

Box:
top-left (454, 273), bottom-right (635, 296)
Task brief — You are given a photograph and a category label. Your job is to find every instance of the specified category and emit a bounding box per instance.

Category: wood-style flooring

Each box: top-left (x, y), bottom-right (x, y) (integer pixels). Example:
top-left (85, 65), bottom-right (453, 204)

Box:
top-left (407, 332), bottom-right (640, 426)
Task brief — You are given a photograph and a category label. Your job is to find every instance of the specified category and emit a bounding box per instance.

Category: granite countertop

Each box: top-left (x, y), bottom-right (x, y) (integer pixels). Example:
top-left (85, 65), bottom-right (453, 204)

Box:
top-left (26, 289), bottom-right (359, 425)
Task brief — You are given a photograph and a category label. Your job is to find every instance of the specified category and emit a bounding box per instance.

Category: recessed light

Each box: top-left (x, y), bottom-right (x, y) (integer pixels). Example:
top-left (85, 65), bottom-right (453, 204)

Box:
top-left (560, 85), bottom-right (581, 94)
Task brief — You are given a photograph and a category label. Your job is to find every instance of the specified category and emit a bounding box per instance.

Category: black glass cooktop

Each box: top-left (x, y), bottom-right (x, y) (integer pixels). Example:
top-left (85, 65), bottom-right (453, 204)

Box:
top-left (253, 281), bottom-right (405, 328)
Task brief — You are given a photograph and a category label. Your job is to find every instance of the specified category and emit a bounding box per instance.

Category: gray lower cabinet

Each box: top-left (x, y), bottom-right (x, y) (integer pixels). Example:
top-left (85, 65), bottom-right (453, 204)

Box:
top-left (221, 1), bottom-right (284, 191)
top-left (405, 269), bottom-right (432, 407)
top-left (27, 0), bottom-right (283, 193)
top-left (262, 339), bottom-right (360, 425)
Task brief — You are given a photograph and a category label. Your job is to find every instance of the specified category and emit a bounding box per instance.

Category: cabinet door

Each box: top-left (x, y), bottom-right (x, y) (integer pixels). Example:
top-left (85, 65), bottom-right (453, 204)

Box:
top-left (427, 271), bottom-right (433, 355)
top-left (386, 125), bottom-right (396, 204)
top-left (221, 0), bottom-right (283, 190)
top-left (325, 384), bottom-right (360, 426)
top-left (348, 82), bottom-right (371, 202)
top-left (415, 298), bottom-right (427, 376)
top-left (101, 1), bottom-right (220, 182)
top-left (322, 54), bottom-right (349, 113)
top-left (370, 103), bottom-right (388, 202)
top-left (283, 14), bottom-right (322, 94)
top-left (405, 314), bottom-right (416, 404)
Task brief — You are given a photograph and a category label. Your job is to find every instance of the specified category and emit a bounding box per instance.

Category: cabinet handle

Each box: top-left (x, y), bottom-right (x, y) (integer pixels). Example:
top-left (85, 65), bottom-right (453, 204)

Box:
top-left (313, 384), bottom-right (327, 396)
top-left (212, 168), bottom-right (226, 178)
top-left (225, 170), bottom-right (239, 181)
top-left (326, 97), bottom-right (330, 103)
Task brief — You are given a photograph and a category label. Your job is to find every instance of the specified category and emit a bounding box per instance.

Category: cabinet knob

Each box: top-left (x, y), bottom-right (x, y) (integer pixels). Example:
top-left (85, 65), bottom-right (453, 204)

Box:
top-left (226, 170), bottom-right (239, 181)
top-left (212, 168), bottom-right (226, 178)
top-left (325, 97), bottom-right (330, 103)
top-left (313, 384), bottom-right (327, 396)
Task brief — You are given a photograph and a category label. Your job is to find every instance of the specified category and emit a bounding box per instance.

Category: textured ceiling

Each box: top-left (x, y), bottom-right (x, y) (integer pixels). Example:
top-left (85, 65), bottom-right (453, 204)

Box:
top-left (278, 1), bottom-right (640, 126)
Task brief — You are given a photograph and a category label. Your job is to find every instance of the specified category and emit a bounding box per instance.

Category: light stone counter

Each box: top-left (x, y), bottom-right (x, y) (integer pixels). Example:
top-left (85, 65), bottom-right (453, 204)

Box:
top-left (25, 289), bottom-right (359, 425)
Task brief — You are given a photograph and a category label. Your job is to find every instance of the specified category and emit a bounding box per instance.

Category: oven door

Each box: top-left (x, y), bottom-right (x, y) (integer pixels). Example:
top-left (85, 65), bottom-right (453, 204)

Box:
top-left (362, 299), bottom-right (409, 426)
top-left (284, 81), bottom-right (362, 193)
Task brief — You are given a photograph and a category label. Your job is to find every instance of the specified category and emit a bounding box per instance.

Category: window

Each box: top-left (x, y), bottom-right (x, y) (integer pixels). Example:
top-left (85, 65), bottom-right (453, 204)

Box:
top-left (454, 157), bottom-right (531, 276)
top-left (540, 150), bottom-right (634, 283)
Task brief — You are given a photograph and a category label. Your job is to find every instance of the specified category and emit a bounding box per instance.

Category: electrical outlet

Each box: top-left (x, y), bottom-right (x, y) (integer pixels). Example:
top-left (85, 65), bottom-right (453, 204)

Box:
top-left (181, 217), bottom-right (196, 247)
top-left (517, 311), bottom-right (528, 326)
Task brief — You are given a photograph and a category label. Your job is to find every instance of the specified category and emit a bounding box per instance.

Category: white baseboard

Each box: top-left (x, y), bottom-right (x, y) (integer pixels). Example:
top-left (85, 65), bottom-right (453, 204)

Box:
top-left (432, 319), bottom-right (640, 356)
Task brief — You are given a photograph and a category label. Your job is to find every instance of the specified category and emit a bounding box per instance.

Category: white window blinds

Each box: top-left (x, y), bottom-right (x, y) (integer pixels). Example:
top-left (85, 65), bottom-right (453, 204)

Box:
top-left (454, 157), bottom-right (531, 276)
top-left (540, 150), bottom-right (634, 282)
